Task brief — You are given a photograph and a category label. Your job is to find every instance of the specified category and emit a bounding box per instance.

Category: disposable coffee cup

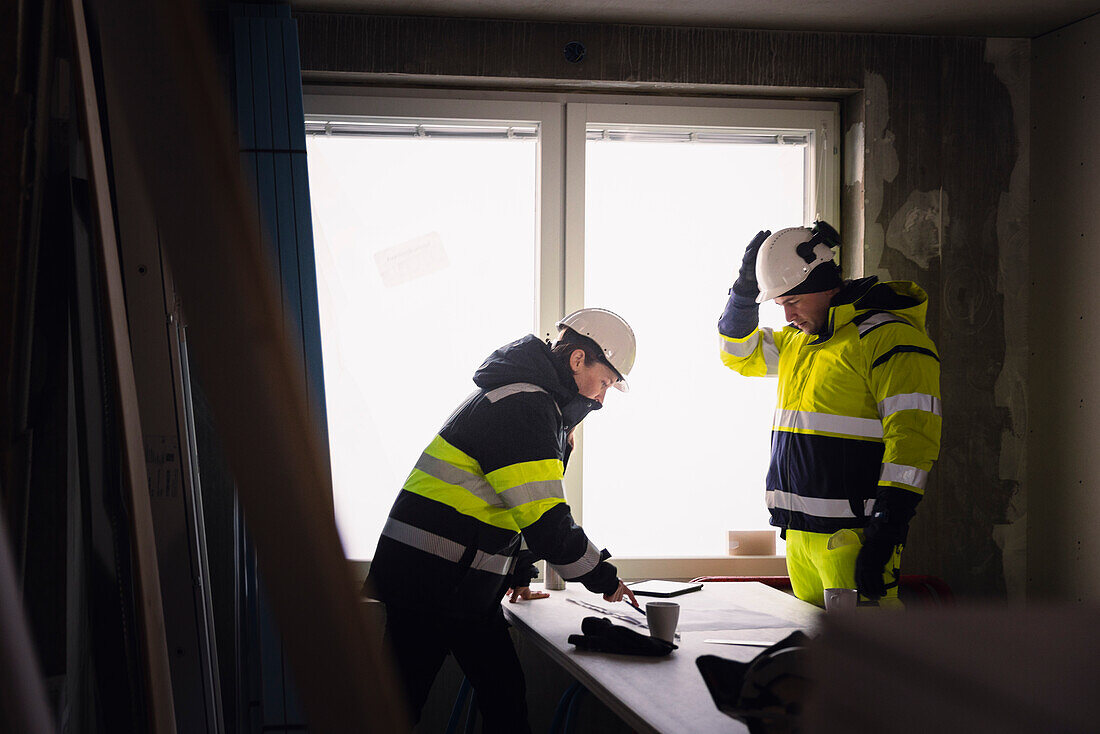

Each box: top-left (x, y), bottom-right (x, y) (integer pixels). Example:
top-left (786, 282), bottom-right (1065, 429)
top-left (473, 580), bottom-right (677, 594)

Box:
top-left (645, 601), bottom-right (680, 643)
top-left (824, 587), bottom-right (858, 611)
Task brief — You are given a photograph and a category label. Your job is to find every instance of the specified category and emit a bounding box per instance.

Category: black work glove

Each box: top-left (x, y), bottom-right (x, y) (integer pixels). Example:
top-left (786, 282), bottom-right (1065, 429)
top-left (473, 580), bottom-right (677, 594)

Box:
top-left (568, 616), bottom-right (676, 657)
top-left (731, 230), bottom-right (771, 298)
top-left (854, 524), bottom-right (901, 599)
top-left (855, 487), bottom-right (920, 599)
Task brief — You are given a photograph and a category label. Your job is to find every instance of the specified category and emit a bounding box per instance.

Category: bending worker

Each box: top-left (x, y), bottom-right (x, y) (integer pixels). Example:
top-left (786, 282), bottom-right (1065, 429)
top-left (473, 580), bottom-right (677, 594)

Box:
top-left (718, 223), bottom-right (941, 608)
top-left (366, 308), bottom-right (639, 732)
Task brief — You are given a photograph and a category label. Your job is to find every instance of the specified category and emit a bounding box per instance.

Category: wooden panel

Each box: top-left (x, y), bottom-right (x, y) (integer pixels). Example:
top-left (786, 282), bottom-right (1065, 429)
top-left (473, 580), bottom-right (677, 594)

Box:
top-left (70, 0), bottom-right (177, 728)
top-left (106, 89), bottom-right (223, 732)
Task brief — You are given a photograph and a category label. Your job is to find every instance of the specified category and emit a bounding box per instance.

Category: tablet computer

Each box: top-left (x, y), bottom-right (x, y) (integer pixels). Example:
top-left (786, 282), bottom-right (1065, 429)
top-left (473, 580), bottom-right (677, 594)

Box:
top-left (627, 580), bottom-right (704, 597)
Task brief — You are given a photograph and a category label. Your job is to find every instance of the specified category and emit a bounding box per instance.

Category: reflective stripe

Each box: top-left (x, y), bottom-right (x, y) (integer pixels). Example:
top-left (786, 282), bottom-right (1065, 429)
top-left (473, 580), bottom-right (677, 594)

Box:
top-left (485, 383), bottom-right (547, 403)
top-left (720, 333), bottom-right (759, 358)
top-left (878, 392), bottom-right (942, 418)
top-left (499, 479), bottom-right (565, 507)
top-left (415, 452), bottom-right (503, 507)
top-left (880, 462), bottom-right (929, 490)
top-left (424, 434), bottom-right (485, 474)
top-left (761, 330), bottom-right (779, 375)
top-left (719, 330), bottom-right (778, 374)
top-left (767, 490), bottom-right (874, 518)
top-left (551, 541), bottom-right (601, 579)
top-left (471, 549), bottom-right (516, 575)
top-left (773, 409), bottom-right (883, 439)
top-left (487, 459), bottom-right (564, 492)
top-left (872, 345), bottom-right (939, 369)
top-left (857, 312), bottom-right (904, 336)
top-left (381, 518), bottom-right (515, 575)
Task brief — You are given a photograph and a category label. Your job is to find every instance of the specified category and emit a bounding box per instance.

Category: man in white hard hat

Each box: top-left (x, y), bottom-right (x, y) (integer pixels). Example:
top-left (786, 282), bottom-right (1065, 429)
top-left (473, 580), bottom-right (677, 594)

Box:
top-left (366, 308), bottom-right (639, 733)
top-left (717, 223), bottom-right (941, 609)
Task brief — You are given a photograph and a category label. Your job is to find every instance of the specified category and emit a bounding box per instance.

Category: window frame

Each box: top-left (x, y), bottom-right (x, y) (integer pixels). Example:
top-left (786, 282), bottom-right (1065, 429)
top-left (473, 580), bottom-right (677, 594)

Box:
top-left (304, 87), bottom-right (839, 579)
top-left (302, 92), bottom-right (568, 339)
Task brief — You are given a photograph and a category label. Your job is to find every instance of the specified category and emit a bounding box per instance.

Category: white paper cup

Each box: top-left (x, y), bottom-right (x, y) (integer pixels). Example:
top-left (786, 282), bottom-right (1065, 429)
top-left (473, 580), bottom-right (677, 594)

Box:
top-left (645, 601), bottom-right (680, 643)
top-left (824, 587), bottom-right (858, 611)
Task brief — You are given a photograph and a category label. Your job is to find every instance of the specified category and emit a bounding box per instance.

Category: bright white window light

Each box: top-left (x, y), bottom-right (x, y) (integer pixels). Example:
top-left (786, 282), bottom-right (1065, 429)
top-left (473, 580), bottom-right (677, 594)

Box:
top-left (306, 128), bottom-right (538, 560)
top-left (581, 135), bottom-right (805, 557)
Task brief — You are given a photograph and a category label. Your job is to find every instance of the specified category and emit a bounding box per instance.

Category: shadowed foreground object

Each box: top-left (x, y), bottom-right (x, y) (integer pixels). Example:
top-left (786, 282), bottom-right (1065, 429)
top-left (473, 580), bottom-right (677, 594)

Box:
top-left (84, 0), bottom-right (409, 729)
top-left (806, 605), bottom-right (1100, 734)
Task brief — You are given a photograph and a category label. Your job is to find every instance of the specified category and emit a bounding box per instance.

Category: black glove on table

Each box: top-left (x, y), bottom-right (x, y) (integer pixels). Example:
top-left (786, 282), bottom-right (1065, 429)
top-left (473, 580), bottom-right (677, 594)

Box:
top-left (568, 616), bottom-right (676, 657)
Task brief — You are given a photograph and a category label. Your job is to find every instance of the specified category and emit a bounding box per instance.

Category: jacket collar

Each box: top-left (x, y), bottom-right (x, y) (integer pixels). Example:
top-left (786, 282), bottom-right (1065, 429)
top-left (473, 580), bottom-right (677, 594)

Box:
top-left (807, 276), bottom-right (927, 345)
top-left (472, 334), bottom-right (601, 425)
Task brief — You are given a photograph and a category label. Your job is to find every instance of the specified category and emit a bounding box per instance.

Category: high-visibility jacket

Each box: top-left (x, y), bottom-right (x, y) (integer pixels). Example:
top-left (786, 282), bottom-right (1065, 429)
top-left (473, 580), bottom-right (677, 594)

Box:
top-left (367, 335), bottom-right (620, 620)
top-left (719, 277), bottom-right (942, 534)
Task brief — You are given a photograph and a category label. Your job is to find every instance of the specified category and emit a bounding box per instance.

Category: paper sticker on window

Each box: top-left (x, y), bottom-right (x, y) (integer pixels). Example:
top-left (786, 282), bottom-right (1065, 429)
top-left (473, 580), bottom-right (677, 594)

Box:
top-left (374, 232), bottom-right (450, 287)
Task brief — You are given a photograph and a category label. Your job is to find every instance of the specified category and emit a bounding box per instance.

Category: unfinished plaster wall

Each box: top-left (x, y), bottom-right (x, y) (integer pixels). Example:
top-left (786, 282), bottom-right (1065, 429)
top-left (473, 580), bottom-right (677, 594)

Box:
top-left (293, 14), bottom-right (1027, 598)
top-left (988, 39), bottom-right (1030, 603)
top-left (1030, 14), bottom-right (1100, 603)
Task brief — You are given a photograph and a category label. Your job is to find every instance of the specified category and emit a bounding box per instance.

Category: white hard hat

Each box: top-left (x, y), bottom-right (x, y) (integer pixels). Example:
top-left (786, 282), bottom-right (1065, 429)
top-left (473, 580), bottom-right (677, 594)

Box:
top-left (755, 223), bottom-right (840, 303)
top-left (556, 308), bottom-right (636, 392)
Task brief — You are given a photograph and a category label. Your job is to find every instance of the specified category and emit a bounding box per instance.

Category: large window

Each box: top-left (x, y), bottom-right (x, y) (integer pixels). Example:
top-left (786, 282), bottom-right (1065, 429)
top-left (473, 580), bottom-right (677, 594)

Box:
top-left (580, 124), bottom-right (803, 556)
top-left (305, 91), bottom-right (839, 573)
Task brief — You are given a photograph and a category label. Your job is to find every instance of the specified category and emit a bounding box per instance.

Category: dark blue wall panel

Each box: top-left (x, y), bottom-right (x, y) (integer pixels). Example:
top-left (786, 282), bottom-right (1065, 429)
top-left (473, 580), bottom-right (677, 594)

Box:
top-left (229, 4), bottom-right (328, 731)
top-left (247, 18), bottom-right (273, 152)
top-left (273, 155), bottom-right (301, 339)
top-left (290, 152), bottom-right (327, 441)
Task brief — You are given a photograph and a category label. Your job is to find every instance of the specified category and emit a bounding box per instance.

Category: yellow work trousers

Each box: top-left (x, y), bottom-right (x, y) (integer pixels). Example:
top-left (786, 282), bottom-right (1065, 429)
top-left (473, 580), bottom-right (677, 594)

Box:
top-left (785, 528), bottom-right (904, 609)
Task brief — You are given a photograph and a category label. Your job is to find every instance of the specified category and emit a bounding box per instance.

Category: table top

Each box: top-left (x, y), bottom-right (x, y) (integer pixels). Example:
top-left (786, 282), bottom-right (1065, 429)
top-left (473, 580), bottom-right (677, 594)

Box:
top-left (503, 581), bottom-right (821, 734)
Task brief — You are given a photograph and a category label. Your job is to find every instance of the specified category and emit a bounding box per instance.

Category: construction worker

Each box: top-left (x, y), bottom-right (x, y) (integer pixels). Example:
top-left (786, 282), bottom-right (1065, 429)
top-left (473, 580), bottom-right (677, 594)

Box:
top-left (366, 308), bottom-right (639, 732)
top-left (717, 223), bottom-right (941, 608)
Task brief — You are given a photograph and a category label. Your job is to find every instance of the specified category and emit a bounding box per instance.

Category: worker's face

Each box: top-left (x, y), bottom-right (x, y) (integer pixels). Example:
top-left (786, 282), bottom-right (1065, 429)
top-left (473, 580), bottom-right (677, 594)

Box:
top-left (774, 288), bottom-right (839, 335)
top-left (570, 350), bottom-right (619, 404)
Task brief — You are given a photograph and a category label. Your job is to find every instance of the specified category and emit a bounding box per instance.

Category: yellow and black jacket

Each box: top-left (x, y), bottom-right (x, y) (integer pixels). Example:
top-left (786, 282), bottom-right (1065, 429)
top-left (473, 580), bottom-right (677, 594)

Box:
top-left (367, 335), bottom-right (619, 619)
top-left (718, 277), bottom-right (942, 534)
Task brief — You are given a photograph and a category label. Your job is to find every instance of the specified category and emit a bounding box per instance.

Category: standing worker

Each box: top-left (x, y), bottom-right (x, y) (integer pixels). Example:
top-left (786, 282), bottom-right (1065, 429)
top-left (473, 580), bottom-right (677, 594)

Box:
top-left (366, 308), bottom-right (639, 732)
top-left (717, 223), bottom-right (941, 608)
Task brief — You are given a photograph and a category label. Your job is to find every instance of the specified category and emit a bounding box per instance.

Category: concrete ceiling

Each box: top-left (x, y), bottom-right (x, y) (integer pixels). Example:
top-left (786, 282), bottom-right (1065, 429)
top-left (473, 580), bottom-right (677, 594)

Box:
top-left (292, 0), bottom-right (1099, 38)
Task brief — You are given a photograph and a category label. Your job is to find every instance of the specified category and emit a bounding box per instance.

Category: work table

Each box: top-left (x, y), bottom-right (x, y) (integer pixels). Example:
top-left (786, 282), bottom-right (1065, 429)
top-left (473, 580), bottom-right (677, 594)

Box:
top-left (502, 581), bottom-right (821, 733)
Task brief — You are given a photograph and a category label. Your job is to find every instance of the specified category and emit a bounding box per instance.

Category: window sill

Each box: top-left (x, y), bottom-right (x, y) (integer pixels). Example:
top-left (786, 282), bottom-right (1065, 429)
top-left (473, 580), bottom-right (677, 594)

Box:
top-left (351, 555), bottom-right (790, 589)
top-left (582, 555), bottom-right (787, 582)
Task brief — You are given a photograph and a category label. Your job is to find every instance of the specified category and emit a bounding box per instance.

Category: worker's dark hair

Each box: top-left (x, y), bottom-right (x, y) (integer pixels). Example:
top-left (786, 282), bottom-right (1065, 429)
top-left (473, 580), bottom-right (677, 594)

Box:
top-left (551, 327), bottom-right (615, 376)
top-left (781, 261), bottom-right (842, 297)
top-left (781, 220), bottom-right (843, 297)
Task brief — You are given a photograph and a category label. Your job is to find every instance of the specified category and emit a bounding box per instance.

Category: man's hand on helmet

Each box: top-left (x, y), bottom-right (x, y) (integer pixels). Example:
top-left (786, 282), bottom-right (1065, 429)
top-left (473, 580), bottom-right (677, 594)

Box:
top-left (732, 230), bottom-right (771, 299)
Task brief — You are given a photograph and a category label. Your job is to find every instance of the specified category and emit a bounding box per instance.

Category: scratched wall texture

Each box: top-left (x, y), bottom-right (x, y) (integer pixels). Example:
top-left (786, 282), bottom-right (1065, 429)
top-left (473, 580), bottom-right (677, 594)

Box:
top-left (1031, 16), bottom-right (1100, 605)
top-left (294, 12), bottom-right (1030, 600)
